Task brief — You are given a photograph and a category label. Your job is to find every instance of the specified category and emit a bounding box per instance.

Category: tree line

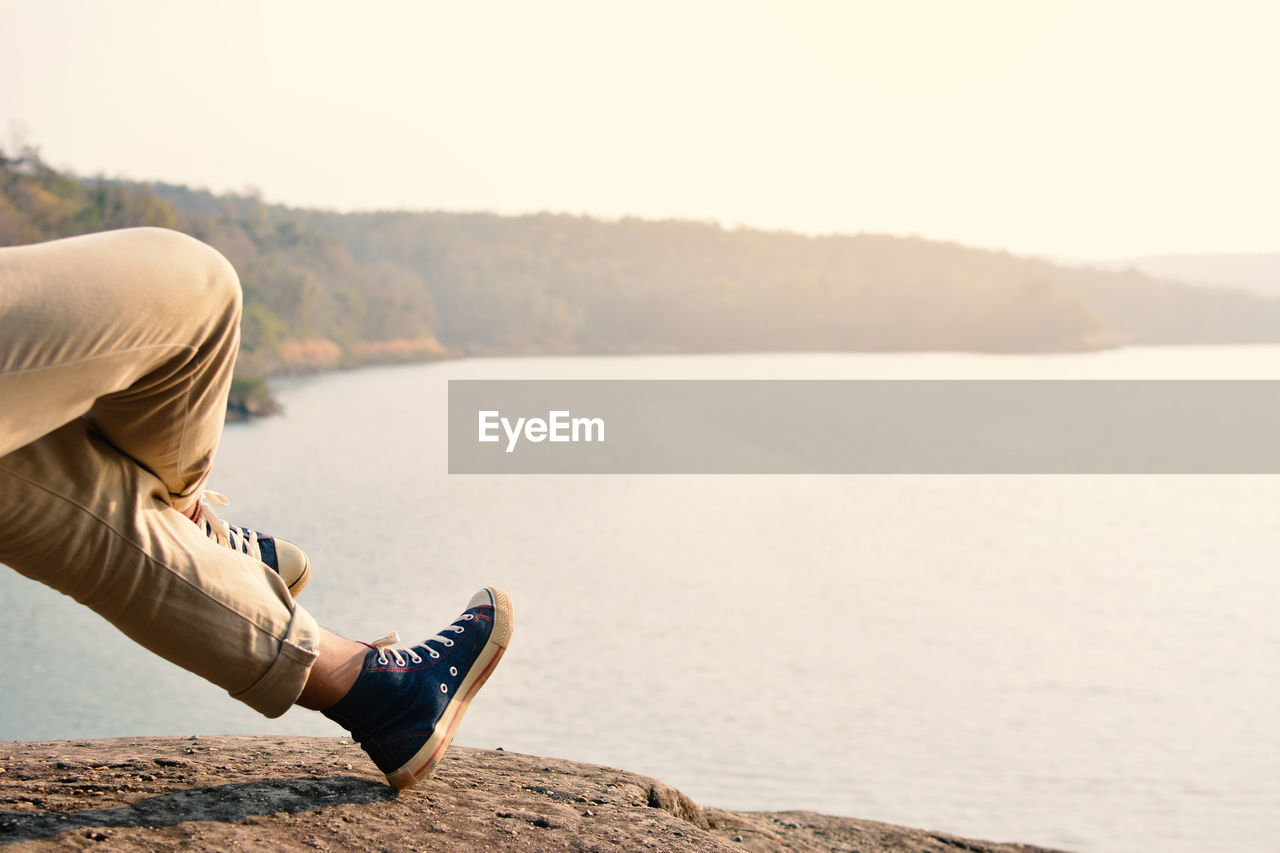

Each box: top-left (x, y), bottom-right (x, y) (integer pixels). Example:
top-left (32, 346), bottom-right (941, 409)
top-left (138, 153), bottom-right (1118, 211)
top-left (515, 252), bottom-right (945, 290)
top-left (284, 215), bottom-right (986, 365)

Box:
top-left (5, 144), bottom-right (1279, 391)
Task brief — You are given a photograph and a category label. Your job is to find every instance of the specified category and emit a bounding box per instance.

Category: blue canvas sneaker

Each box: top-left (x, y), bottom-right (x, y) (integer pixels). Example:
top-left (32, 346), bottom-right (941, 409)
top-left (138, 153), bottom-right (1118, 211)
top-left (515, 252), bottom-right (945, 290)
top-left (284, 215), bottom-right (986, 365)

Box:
top-left (322, 587), bottom-right (514, 790)
top-left (192, 491), bottom-right (311, 597)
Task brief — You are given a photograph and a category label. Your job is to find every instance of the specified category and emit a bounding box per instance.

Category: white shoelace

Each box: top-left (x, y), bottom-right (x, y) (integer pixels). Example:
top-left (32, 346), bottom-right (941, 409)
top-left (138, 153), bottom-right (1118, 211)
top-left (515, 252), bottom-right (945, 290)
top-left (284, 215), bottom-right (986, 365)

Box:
top-left (368, 619), bottom-right (472, 666)
top-left (196, 491), bottom-right (265, 561)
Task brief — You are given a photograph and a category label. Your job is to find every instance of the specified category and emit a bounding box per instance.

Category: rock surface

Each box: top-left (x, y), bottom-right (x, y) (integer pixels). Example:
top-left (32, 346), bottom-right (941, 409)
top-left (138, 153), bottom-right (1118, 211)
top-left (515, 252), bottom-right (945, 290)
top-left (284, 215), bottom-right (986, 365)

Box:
top-left (0, 737), bottom-right (1069, 851)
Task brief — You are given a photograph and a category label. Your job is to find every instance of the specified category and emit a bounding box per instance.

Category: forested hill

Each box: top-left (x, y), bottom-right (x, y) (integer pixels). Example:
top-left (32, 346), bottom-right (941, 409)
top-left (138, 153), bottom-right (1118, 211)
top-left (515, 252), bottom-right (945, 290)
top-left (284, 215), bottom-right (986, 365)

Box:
top-left (5, 145), bottom-right (1280, 379)
top-left (304, 209), bottom-right (1280, 354)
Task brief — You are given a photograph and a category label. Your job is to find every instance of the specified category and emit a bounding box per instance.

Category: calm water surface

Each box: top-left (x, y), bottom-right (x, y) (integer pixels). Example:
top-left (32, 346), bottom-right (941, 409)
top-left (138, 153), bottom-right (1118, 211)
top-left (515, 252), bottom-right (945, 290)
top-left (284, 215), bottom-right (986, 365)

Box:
top-left (4, 347), bottom-right (1280, 852)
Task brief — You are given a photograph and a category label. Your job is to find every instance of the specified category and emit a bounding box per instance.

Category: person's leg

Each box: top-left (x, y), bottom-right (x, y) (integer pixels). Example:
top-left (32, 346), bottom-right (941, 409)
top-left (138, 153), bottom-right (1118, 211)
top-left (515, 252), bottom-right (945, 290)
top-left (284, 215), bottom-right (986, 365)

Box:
top-left (0, 227), bottom-right (316, 714)
top-left (0, 227), bottom-right (512, 787)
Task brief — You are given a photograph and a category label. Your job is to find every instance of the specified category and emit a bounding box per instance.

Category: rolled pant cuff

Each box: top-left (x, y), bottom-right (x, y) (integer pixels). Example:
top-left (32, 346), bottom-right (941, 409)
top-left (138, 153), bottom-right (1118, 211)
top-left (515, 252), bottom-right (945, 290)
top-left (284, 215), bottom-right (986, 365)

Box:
top-left (230, 603), bottom-right (322, 718)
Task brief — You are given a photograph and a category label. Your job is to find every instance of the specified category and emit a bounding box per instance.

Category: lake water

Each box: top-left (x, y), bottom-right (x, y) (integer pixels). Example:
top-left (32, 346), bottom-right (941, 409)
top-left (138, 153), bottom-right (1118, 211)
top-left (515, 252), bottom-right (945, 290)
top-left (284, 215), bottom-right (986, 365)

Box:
top-left (4, 347), bottom-right (1280, 852)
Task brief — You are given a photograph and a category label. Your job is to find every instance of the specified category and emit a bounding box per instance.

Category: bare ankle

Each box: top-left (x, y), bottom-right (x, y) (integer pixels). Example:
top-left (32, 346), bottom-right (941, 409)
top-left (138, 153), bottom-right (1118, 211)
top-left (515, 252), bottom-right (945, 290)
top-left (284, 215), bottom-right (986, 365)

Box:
top-left (297, 629), bottom-right (370, 710)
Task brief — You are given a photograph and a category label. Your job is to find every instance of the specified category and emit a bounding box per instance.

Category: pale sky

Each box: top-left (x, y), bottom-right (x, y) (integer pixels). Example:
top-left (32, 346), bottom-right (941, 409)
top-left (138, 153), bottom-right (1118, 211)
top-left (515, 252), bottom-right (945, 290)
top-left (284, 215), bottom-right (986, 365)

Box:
top-left (2, 0), bottom-right (1277, 259)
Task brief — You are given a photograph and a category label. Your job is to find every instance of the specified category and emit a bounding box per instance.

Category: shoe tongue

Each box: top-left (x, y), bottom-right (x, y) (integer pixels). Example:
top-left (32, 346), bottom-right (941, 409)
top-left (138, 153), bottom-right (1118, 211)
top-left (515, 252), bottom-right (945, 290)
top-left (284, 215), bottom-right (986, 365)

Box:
top-left (255, 535), bottom-right (278, 571)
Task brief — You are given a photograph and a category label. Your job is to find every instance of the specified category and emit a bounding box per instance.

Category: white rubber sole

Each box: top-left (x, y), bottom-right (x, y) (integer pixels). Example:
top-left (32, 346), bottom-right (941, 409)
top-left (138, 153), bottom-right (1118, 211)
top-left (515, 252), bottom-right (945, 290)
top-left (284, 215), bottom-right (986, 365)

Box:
top-left (385, 586), bottom-right (514, 791)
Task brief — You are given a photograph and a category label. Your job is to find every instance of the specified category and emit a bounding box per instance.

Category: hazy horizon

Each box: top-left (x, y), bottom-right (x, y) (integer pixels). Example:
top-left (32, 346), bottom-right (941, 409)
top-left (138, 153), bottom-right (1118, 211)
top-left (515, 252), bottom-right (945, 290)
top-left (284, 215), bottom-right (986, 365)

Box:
top-left (3, 0), bottom-right (1278, 259)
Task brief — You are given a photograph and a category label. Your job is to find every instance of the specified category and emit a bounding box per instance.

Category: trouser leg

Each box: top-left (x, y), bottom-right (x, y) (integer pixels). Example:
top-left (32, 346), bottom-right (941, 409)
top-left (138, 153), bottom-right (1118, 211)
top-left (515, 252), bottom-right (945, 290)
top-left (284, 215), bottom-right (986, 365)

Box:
top-left (0, 228), bottom-right (319, 716)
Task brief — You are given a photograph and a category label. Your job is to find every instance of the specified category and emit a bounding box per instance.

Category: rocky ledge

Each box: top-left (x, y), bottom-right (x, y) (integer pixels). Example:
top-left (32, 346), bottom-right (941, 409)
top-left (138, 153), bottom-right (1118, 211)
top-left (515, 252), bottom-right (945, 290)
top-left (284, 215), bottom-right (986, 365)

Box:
top-left (0, 737), bottom-right (1068, 851)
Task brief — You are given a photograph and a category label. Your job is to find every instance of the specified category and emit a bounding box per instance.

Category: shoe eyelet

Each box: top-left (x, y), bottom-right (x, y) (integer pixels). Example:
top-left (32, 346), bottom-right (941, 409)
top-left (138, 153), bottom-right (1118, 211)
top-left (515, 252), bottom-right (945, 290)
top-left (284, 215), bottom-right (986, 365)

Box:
top-left (430, 649), bottom-right (440, 659)
top-left (409, 654), bottom-right (422, 664)
top-left (377, 655), bottom-right (388, 666)
top-left (462, 614), bottom-right (474, 621)
top-left (442, 638), bottom-right (454, 647)
top-left (440, 684), bottom-right (448, 694)
top-left (449, 666), bottom-right (457, 677)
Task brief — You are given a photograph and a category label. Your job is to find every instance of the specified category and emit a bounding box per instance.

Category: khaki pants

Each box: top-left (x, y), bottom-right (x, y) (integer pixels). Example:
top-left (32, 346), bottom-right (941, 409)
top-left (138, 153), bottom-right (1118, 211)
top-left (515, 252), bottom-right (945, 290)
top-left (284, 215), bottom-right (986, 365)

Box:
top-left (0, 227), bottom-right (319, 717)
